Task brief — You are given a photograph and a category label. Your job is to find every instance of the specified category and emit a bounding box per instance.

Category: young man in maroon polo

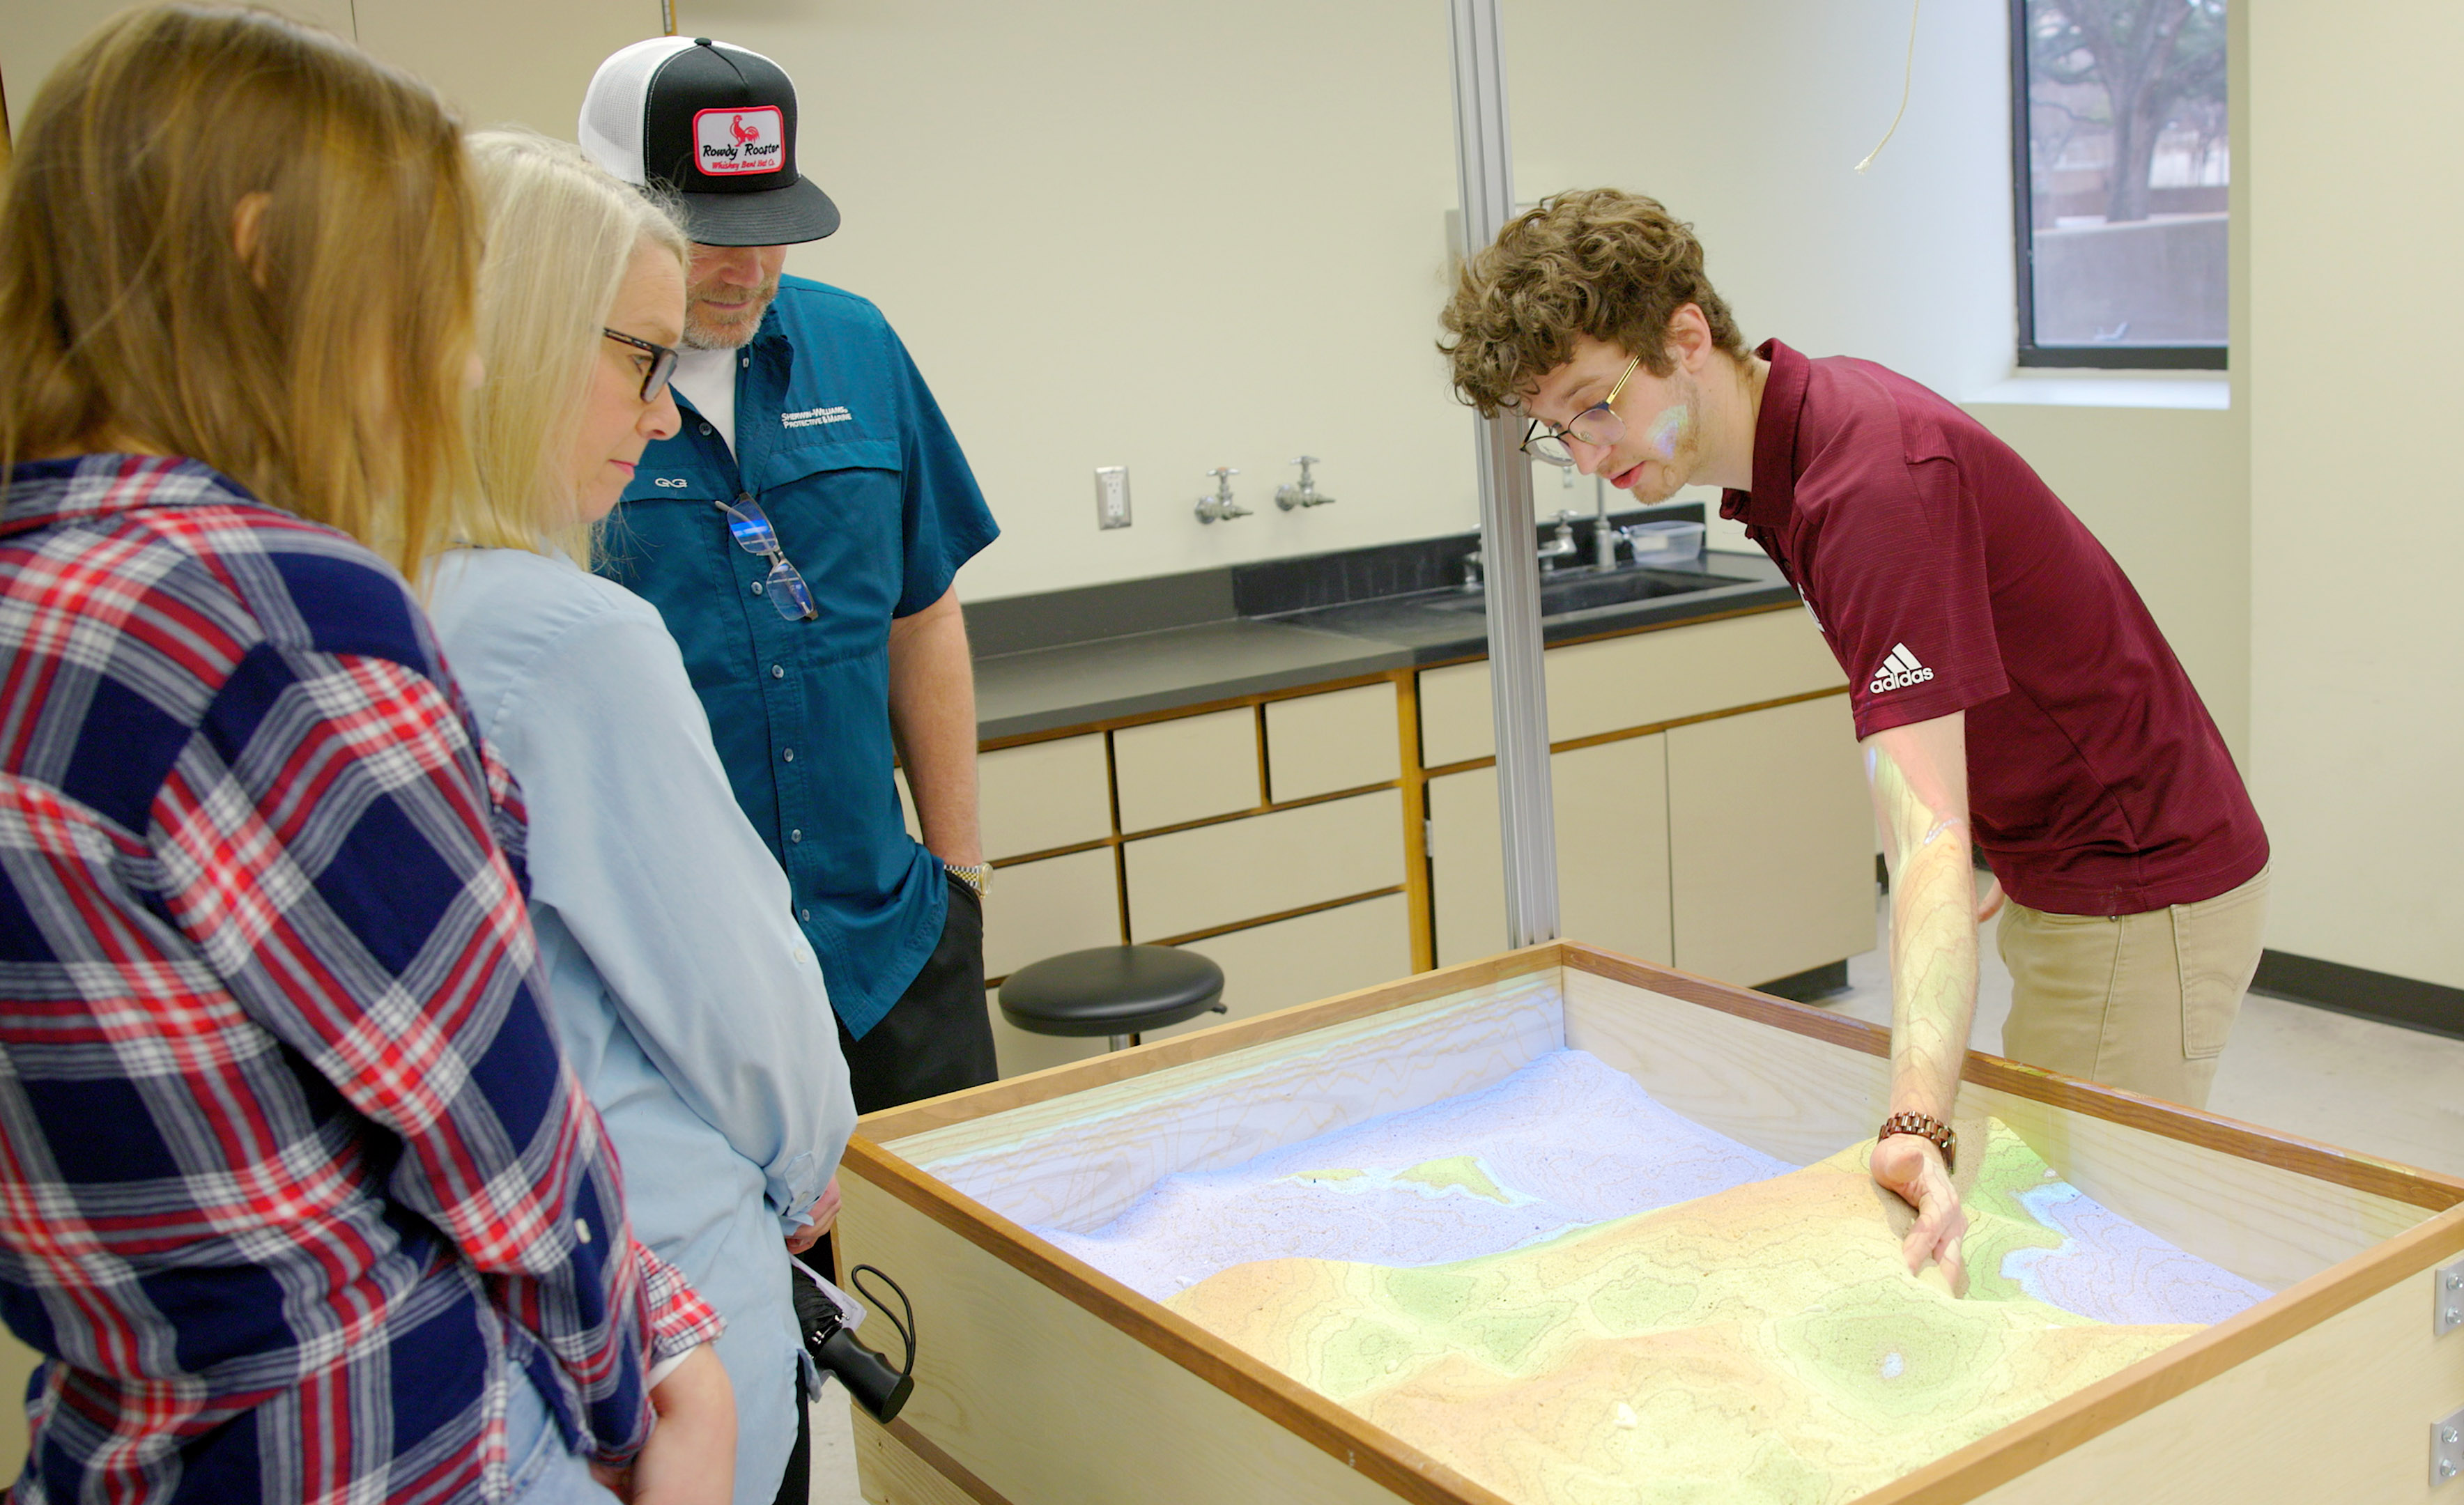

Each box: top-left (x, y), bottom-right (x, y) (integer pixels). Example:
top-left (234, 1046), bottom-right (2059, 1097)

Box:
top-left (1441, 189), bottom-right (2269, 1285)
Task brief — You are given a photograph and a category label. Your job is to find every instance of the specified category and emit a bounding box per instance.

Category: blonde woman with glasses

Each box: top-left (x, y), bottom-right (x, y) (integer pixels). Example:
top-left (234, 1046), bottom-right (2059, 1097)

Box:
top-left (0, 9), bottom-right (730, 1504)
top-left (426, 130), bottom-right (856, 1505)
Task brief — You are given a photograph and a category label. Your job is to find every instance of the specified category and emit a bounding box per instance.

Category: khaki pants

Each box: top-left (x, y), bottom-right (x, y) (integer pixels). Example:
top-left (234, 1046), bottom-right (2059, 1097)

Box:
top-left (1996, 864), bottom-right (2270, 1110)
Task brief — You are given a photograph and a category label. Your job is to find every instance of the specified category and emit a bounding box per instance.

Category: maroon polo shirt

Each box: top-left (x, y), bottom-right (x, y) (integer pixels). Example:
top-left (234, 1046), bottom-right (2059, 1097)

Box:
top-left (1720, 339), bottom-right (2266, 916)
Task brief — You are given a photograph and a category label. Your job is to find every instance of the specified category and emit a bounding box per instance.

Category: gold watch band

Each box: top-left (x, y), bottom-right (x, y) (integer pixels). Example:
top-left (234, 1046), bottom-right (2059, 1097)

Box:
top-left (943, 862), bottom-right (991, 897)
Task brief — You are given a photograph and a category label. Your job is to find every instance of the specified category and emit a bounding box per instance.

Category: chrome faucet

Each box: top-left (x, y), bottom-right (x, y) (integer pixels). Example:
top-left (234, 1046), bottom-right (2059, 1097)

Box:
top-left (1194, 466), bottom-right (1249, 524)
top-left (1275, 456), bottom-right (1336, 511)
top-left (1459, 546), bottom-right (1484, 592)
top-left (1539, 510), bottom-right (1581, 570)
top-left (1592, 476), bottom-right (1622, 571)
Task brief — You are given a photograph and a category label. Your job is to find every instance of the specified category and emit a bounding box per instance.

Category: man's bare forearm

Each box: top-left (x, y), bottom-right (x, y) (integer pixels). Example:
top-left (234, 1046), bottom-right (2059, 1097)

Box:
top-left (887, 586), bottom-right (982, 868)
top-left (1866, 716), bottom-right (1978, 1126)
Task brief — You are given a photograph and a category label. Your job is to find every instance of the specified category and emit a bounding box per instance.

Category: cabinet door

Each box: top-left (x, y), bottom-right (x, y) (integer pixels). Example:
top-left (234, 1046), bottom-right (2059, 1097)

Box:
top-left (1160, 893), bottom-right (1413, 1042)
top-left (1427, 740), bottom-right (1673, 968)
top-left (1112, 707), bottom-right (1261, 833)
top-left (981, 848), bottom-right (1121, 982)
top-left (1263, 684), bottom-right (1399, 802)
top-left (980, 848), bottom-right (1123, 1079)
top-left (1666, 694), bottom-right (1872, 988)
top-left (1426, 766), bottom-right (1504, 966)
top-left (1553, 736), bottom-right (1674, 967)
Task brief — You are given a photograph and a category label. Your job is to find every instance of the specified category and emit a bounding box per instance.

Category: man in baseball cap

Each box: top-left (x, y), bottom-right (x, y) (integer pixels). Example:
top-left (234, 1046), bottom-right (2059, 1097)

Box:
top-left (580, 37), bottom-right (1001, 1505)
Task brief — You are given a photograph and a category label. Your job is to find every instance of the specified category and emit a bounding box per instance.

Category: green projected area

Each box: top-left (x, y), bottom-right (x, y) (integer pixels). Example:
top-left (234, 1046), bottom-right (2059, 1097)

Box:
top-left (1171, 1121), bottom-right (2235, 1504)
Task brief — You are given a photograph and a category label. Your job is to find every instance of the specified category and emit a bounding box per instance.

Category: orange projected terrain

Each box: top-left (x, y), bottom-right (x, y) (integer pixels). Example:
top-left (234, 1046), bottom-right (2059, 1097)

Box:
top-left (1170, 1120), bottom-right (2259, 1505)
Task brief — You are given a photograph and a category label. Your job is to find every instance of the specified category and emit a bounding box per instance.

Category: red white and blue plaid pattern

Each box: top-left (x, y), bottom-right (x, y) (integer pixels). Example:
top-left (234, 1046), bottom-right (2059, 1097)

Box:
top-left (0, 455), bottom-right (720, 1504)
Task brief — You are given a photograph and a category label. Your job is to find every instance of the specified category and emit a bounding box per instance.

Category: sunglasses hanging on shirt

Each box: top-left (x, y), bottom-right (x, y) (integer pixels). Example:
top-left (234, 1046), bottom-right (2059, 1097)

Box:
top-left (716, 496), bottom-right (819, 622)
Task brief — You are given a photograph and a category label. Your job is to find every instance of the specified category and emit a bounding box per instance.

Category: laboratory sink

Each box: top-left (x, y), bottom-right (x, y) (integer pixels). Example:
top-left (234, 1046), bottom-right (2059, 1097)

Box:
top-left (1429, 564), bottom-right (1755, 617)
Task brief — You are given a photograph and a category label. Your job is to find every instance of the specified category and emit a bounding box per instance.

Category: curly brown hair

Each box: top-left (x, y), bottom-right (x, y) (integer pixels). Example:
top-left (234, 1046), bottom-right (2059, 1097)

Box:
top-left (1439, 189), bottom-right (1748, 417)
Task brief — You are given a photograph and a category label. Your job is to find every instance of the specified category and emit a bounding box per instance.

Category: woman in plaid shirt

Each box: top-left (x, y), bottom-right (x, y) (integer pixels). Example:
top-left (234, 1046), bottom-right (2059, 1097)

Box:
top-left (0, 9), bottom-right (732, 1502)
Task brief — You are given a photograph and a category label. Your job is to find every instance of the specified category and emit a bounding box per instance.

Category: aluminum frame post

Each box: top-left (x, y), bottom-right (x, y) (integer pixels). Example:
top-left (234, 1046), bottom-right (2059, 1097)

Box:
top-left (1449, 0), bottom-right (1559, 949)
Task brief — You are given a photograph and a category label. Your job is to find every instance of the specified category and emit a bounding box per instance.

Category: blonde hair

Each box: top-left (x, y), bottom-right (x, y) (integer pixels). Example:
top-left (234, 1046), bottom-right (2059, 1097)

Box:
top-left (450, 128), bottom-right (688, 564)
top-left (1440, 188), bottom-right (1748, 417)
top-left (0, 4), bottom-right (478, 577)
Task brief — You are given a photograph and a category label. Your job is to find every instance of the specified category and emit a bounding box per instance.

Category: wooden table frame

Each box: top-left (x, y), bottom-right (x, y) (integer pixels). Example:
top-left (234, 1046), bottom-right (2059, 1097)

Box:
top-left (839, 943), bottom-right (2464, 1505)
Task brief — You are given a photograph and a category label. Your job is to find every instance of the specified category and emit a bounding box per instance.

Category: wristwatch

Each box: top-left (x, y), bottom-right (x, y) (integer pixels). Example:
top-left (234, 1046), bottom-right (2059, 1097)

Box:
top-left (1877, 1111), bottom-right (1957, 1173)
top-left (943, 862), bottom-right (991, 897)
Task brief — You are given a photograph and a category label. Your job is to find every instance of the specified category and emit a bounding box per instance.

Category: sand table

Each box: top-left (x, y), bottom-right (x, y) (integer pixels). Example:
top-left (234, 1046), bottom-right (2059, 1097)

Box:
top-left (1031, 1051), bottom-right (1794, 1301)
top-left (1022, 1049), bottom-right (2272, 1502)
top-left (1169, 1109), bottom-right (2272, 1504)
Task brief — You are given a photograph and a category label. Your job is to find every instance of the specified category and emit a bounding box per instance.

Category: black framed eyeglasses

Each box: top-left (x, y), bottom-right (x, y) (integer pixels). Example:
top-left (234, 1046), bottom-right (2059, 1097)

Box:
top-left (603, 327), bottom-right (681, 404)
top-left (716, 496), bottom-right (818, 622)
top-left (1520, 355), bottom-right (1642, 468)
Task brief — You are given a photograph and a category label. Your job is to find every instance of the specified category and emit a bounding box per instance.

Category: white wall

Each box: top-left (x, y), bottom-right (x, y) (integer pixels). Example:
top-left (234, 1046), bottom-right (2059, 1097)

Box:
top-left (2247, 0), bottom-right (2464, 987)
top-left (3, 0), bottom-right (1564, 592)
top-left (1506, 0), bottom-right (2017, 402)
top-left (636, 0), bottom-right (1482, 602)
top-left (2, 0), bottom-right (1482, 604)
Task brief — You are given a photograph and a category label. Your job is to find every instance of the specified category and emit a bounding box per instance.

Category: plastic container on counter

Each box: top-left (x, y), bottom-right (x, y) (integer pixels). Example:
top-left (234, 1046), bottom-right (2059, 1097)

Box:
top-left (1621, 518), bottom-right (1705, 563)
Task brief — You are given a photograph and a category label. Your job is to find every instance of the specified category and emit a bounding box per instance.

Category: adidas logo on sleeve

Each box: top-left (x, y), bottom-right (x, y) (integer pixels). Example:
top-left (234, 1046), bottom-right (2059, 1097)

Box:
top-left (1869, 643), bottom-right (1935, 694)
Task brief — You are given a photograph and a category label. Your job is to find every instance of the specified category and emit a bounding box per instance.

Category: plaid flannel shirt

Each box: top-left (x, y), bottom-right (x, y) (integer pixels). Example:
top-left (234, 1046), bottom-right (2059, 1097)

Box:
top-left (0, 456), bottom-right (721, 1504)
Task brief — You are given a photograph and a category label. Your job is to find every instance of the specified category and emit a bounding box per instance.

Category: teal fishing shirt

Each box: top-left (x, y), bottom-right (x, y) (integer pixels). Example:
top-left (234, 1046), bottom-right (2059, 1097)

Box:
top-left (599, 275), bottom-right (998, 1038)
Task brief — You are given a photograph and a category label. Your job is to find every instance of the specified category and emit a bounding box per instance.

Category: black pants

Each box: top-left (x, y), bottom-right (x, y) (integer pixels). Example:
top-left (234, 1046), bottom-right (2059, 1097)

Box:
top-left (834, 872), bottom-right (996, 1116)
top-left (771, 1368), bottom-right (811, 1505)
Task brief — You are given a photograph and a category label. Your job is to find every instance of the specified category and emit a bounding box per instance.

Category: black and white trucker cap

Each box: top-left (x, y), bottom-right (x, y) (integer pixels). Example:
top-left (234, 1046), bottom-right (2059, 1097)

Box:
top-left (579, 37), bottom-right (840, 247)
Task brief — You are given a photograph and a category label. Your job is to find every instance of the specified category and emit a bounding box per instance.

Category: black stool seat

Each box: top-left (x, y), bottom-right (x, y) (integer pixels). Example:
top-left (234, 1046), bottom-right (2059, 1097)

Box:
top-left (999, 946), bottom-right (1226, 1041)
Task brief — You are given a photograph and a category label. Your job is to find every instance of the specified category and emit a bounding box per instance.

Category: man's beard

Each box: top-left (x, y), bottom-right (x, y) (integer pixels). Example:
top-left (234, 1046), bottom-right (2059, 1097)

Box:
top-left (682, 278), bottom-right (780, 350)
top-left (1624, 369), bottom-right (1703, 503)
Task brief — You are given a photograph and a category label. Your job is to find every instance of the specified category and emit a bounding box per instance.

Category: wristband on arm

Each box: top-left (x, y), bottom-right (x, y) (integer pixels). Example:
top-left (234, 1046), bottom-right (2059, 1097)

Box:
top-left (1877, 1111), bottom-right (1957, 1173)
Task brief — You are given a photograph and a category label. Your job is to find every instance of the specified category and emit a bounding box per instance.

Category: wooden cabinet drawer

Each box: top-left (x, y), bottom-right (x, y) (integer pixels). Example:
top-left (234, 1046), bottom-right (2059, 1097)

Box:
top-left (1123, 790), bottom-right (1403, 943)
top-left (1112, 708), bottom-right (1261, 834)
top-left (1417, 606), bottom-right (1844, 765)
top-left (1263, 683), bottom-right (1399, 802)
top-left (980, 734), bottom-right (1111, 860)
top-left (1159, 893), bottom-right (1412, 1043)
top-left (1666, 693), bottom-right (1872, 987)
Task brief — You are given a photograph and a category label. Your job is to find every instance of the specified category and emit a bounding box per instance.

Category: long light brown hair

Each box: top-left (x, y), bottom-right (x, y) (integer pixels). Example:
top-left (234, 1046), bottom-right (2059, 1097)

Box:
top-left (0, 4), bottom-right (479, 577)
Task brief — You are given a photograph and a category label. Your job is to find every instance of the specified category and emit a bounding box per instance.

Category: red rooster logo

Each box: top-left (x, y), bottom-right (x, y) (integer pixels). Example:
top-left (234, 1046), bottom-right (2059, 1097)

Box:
top-left (730, 114), bottom-right (760, 147)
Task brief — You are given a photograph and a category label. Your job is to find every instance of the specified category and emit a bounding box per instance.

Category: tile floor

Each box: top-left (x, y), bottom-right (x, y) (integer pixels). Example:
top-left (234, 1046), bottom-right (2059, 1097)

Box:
top-left (805, 893), bottom-right (2464, 1502)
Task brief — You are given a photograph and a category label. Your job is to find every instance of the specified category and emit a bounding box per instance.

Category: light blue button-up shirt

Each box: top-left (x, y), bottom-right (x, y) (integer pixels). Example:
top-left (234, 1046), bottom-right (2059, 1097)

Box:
top-left (427, 547), bottom-right (855, 1505)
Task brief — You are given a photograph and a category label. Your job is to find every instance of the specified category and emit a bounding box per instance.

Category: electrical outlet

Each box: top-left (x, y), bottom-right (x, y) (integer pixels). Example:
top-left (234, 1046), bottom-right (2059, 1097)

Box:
top-left (1095, 466), bottom-right (1132, 530)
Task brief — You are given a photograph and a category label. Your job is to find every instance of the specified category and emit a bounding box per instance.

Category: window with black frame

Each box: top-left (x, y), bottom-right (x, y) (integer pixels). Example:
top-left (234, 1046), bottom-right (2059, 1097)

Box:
top-left (2012, 0), bottom-right (2228, 369)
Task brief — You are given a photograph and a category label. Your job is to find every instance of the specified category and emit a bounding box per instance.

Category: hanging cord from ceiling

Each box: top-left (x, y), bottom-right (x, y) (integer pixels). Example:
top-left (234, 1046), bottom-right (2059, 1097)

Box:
top-left (1856, 0), bottom-right (1923, 173)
